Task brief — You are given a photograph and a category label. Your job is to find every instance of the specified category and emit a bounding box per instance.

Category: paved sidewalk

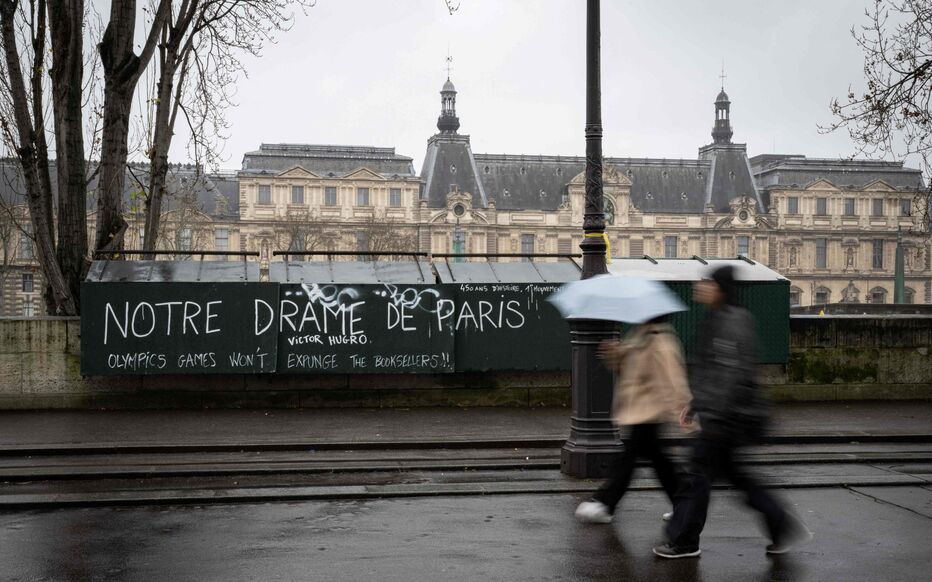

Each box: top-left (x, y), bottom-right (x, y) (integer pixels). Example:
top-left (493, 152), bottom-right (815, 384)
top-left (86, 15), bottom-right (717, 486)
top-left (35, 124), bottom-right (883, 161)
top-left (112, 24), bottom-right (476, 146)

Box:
top-left (2, 488), bottom-right (931, 581)
top-left (0, 401), bottom-right (929, 448)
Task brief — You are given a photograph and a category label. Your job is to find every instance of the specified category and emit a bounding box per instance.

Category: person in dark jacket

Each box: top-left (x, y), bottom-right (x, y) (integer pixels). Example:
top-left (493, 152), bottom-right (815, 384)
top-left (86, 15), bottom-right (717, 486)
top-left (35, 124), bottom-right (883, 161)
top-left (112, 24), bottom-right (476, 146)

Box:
top-left (654, 265), bottom-right (811, 559)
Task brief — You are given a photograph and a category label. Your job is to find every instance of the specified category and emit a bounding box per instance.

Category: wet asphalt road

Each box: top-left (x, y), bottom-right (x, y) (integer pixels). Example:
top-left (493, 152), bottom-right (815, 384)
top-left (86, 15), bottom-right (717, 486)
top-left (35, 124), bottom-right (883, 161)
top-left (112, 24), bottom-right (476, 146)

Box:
top-left (1, 487), bottom-right (930, 581)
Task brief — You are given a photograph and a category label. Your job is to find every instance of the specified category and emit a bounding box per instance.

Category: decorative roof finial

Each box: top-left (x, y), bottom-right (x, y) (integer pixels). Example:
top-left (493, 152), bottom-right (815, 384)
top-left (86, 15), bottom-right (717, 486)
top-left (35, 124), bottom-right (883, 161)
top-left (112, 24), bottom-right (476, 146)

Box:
top-left (445, 51), bottom-right (454, 80)
top-left (719, 60), bottom-right (726, 90)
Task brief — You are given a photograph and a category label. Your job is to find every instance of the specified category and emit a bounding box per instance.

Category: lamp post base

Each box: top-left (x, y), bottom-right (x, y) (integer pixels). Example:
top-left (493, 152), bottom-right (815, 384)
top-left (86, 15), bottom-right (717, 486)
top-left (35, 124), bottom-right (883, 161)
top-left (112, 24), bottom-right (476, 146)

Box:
top-left (561, 441), bottom-right (619, 479)
top-left (561, 318), bottom-right (620, 478)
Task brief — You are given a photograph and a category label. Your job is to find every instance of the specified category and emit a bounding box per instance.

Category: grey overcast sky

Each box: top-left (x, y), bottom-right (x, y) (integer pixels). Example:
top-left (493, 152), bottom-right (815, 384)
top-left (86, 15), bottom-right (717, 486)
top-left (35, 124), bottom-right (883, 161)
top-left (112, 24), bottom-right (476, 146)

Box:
top-left (168, 0), bottom-right (886, 172)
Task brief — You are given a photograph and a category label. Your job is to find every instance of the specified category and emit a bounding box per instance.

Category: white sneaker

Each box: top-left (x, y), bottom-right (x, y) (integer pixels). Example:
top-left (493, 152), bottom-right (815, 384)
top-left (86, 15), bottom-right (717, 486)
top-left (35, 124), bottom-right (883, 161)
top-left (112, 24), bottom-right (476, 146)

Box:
top-left (575, 500), bottom-right (613, 524)
top-left (662, 511), bottom-right (674, 522)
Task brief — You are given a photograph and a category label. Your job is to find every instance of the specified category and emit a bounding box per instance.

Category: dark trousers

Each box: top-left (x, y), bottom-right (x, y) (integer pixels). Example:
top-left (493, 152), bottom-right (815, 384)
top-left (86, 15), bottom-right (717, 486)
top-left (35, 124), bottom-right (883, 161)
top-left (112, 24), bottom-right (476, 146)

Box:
top-left (665, 431), bottom-right (788, 549)
top-left (593, 423), bottom-right (680, 511)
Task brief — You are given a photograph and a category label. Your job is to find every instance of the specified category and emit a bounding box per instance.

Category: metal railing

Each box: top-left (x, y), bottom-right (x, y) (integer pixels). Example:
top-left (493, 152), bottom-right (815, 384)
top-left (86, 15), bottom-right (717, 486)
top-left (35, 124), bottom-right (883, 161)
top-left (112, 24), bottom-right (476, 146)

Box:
top-left (93, 250), bottom-right (259, 258)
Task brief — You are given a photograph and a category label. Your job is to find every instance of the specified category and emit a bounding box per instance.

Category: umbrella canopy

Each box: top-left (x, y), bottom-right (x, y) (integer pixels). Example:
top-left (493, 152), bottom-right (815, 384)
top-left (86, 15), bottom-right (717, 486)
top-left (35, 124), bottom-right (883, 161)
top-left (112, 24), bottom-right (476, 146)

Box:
top-left (547, 274), bottom-right (687, 324)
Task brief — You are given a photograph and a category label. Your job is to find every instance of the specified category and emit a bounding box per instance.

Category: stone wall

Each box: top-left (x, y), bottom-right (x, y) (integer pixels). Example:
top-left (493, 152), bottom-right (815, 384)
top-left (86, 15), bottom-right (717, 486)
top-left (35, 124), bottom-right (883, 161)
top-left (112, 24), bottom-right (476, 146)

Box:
top-left (0, 316), bottom-right (929, 409)
top-left (772, 316), bottom-right (932, 401)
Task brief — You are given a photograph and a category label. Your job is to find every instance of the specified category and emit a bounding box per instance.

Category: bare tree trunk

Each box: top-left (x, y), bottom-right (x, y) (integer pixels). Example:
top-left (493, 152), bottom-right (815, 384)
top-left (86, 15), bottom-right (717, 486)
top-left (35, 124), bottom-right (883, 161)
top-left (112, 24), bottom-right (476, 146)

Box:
top-left (145, 1), bottom-right (198, 252)
top-left (144, 34), bottom-right (187, 251)
top-left (48, 0), bottom-right (88, 310)
top-left (0, 0), bottom-right (76, 314)
top-left (96, 0), bottom-right (170, 253)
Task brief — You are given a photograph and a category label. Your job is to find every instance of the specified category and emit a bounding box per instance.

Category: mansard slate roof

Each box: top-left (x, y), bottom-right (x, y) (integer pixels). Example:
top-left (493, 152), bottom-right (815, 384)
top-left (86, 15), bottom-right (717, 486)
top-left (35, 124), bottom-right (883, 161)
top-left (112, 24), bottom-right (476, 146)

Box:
top-left (121, 165), bottom-right (241, 218)
top-left (241, 143), bottom-right (416, 178)
top-left (421, 135), bottom-right (488, 208)
top-left (750, 155), bottom-right (925, 191)
top-left (608, 157), bottom-right (711, 213)
top-left (0, 160), bottom-right (240, 218)
top-left (421, 147), bottom-right (759, 213)
top-left (471, 154), bottom-right (579, 211)
top-left (700, 144), bottom-right (764, 211)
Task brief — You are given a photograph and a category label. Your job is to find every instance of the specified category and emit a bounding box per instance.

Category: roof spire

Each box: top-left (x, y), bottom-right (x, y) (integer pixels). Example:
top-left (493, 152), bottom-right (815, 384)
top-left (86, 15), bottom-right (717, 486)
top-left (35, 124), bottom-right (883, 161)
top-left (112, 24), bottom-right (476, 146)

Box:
top-left (437, 56), bottom-right (460, 134)
top-left (445, 50), bottom-right (453, 80)
top-left (712, 70), bottom-right (733, 145)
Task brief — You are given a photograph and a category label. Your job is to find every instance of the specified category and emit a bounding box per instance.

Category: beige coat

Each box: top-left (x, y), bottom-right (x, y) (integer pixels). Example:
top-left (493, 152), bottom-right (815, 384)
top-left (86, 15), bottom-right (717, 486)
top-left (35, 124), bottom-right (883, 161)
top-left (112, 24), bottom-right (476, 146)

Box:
top-left (604, 323), bottom-right (692, 427)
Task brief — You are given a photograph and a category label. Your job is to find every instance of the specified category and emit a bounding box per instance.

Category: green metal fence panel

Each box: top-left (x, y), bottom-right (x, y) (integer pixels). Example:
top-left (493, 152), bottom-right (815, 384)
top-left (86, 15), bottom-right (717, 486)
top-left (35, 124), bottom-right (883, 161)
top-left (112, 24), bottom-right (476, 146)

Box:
top-left (276, 283), bottom-right (455, 373)
top-left (80, 282), bottom-right (279, 375)
top-left (616, 281), bottom-right (790, 364)
top-left (451, 283), bottom-right (570, 371)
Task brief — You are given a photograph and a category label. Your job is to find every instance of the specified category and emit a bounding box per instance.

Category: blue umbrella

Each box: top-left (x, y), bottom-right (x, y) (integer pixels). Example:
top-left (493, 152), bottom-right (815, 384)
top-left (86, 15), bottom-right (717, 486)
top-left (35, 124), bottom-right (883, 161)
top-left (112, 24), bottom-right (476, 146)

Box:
top-left (547, 274), bottom-right (687, 324)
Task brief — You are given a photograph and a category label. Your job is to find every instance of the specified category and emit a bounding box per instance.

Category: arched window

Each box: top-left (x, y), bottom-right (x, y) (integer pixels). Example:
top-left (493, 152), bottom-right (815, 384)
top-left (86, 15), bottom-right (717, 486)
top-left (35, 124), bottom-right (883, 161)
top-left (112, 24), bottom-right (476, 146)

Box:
top-left (603, 198), bottom-right (616, 226)
top-left (814, 286), bottom-right (831, 305)
top-left (789, 286), bottom-right (802, 307)
top-left (869, 286), bottom-right (887, 304)
top-left (904, 287), bottom-right (916, 304)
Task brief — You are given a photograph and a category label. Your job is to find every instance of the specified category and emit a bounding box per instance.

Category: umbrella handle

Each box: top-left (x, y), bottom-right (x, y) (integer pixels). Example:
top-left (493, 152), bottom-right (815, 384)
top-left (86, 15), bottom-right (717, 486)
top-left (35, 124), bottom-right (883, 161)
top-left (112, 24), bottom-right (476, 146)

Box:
top-left (584, 232), bottom-right (611, 264)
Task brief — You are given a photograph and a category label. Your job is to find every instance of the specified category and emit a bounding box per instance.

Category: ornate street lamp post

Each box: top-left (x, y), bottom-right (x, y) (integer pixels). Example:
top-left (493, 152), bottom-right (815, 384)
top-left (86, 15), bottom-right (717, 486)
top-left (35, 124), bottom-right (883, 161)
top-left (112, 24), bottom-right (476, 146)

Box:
top-left (560, 0), bottom-right (621, 478)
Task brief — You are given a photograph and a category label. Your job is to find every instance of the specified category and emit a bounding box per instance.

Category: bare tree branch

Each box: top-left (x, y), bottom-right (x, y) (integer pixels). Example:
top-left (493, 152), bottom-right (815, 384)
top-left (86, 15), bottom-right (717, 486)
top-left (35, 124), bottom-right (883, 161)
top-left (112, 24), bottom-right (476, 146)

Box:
top-left (823, 0), bottom-right (932, 233)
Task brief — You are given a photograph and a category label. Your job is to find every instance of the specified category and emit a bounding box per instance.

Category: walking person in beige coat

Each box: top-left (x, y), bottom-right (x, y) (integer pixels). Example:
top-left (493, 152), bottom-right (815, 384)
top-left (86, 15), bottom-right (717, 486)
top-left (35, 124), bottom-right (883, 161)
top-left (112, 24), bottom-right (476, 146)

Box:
top-left (575, 315), bottom-right (693, 524)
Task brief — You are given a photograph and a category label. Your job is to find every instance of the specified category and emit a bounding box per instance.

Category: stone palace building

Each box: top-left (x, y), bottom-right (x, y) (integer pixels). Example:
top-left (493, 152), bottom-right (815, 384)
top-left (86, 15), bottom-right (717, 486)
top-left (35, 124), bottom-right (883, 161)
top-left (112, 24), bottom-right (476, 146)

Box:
top-left (1, 77), bottom-right (929, 315)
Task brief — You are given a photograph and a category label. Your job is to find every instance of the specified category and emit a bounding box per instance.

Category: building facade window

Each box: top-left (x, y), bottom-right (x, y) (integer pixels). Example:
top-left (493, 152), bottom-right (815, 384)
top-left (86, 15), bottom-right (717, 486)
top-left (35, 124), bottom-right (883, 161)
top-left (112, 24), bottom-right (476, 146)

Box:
top-left (22, 299), bottom-right (34, 317)
top-left (356, 231), bottom-right (370, 261)
top-left (291, 185), bottom-right (304, 205)
top-left (257, 185), bottom-right (271, 204)
top-left (179, 228), bottom-right (192, 252)
top-left (816, 197), bottom-right (827, 216)
top-left (664, 236), bottom-right (677, 258)
top-left (872, 198), bottom-right (884, 216)
top-left (814, 288), bottom-right (830, 304)
top-left (904, 287), bottom-right (915, 304)
top-left (736, 236), bottom-right (750, 257)
top-left (872, 239), bottom-right (884, 269)
top-left (844, 198), bottom-right (856, 216)
top-left (789, 287), bottom-right (802, 307)
top-left (870, 287), bottom-right (887, 304)
top-left (215, 228), bottom-right (229, 251)
top-left (324, 186), bottom-right (337, 206)
top-left (356, 187), bottom-right (370, 206)
top-left (390, 188), bottom-right (402, 207)
top-left (19, 234), bottom-right (33, 260)
top-left (603, 199), bottom-right (616, 225)
top-left (138, 227), bottom-right (145, 248)
top-left (815, 238), bottom-right (827, 268)
top-left (520, 234), bottom-right (535, 261)
top-left (22, 273), bottom-right (33, 293)
top-left (901, 198), bottom-right (912, 216)
top-left (787, 196), bottom-right (799, 214)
